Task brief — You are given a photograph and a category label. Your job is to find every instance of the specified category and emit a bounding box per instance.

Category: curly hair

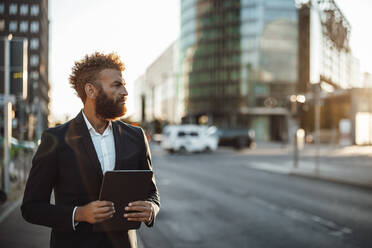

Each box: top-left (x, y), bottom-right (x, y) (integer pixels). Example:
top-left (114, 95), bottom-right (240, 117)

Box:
top-left (69, 52), bottom-right (125, 103)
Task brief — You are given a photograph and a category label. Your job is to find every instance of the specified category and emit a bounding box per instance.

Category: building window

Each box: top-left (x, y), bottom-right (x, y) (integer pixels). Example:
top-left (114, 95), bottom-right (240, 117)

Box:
top-left (30, 4), bottom-right (39, 16)
top-left (30, 71), bottom-right (39, 80)
top-left (30, 55), bottom-right (39, 66)
top-left (20, 4), bottom-right (29, 15)
top-left (9, 21), bottom-right (17, 32)
top-left (30, 38), bottom-right (39, 50)
top-left (0, 19), bottom-right (4, 31)
top-left (30, 21), bottom-right (39, 33)
top-left (9, 3), bottom-right (17, 15)
top-left (0, 3), bottom-right (4, 14)
top-left (20, 21), bottom-right (28, 32)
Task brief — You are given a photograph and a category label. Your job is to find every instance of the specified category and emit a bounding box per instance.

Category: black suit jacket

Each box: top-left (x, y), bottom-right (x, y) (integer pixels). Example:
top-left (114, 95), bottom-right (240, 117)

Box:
top-left (21, 111), bottom-right (160, 248)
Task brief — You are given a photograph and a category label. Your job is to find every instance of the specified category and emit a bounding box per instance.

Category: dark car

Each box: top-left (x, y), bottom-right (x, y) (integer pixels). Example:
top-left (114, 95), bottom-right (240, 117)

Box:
top-left (217, 128), bottom-right (255, 150)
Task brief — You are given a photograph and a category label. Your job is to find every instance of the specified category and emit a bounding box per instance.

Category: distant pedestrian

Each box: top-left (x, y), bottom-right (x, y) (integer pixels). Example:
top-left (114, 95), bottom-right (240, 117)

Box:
top-left (21, 52), bottom-right (160, 248)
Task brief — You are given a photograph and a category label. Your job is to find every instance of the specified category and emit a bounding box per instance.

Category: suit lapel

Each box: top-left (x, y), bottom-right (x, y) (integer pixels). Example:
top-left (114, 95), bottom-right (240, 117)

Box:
top-left (69, 111), bottom-right (103, 179)
top-left (112, 121), bottom-right (122, 170)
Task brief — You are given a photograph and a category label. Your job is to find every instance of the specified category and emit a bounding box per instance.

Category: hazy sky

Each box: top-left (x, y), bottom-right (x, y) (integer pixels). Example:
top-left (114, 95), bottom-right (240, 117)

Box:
top-left (49, 0), bottom-right (372, 122)
top-left (49, 0), bottom-right (180, 121)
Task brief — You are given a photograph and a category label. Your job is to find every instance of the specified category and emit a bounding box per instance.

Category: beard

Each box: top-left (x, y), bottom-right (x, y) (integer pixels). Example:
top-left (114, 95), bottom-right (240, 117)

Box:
top-left (95, 87), bottom-right (127, 120)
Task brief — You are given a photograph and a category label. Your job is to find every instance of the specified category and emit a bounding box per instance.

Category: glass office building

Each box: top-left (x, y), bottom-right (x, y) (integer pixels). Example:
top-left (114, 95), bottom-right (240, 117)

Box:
top-left (0, 0), bottom-right (50, 140)
top-left (180, 0), bottom-right (297, 141)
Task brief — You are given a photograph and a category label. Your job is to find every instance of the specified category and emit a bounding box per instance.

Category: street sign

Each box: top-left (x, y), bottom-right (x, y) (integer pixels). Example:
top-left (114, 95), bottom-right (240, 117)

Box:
top-left (0, 94), bottom-right (16, 104)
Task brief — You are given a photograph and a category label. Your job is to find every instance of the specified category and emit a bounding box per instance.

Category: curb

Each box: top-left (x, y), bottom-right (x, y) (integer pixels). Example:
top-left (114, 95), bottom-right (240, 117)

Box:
top-left (289, 171), bottom-right (372, 190)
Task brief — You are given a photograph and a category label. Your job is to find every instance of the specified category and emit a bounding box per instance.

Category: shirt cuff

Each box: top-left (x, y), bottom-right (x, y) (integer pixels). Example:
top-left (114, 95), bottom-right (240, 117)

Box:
top-left (72, 206), bottom-right (79, 231)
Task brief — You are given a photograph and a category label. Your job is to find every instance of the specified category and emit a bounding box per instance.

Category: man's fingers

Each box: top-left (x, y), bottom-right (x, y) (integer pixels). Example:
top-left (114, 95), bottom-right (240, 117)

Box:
top-left (94, 206), bottom-right (115, 214)
top-left (96, 201), bottom-right (114, 207)
top-left (95, 211), bottom-right (114, 220)
top-left (125, 206), bottom-right (148, 212)
top-left (128, 201), bottom-right (148, 207)
top-left (124, 212), bottom-right (148, 218)
top-left (126, 217), bottom-right (151, 222)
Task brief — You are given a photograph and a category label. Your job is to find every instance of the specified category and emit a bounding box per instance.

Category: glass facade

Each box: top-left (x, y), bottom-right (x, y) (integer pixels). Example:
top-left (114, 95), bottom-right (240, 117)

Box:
top-left (180, 0), bottom-right (297, 140)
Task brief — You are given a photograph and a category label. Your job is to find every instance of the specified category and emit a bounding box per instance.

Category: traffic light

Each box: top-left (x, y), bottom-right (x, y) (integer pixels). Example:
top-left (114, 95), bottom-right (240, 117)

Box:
top-left (0, 38), bottom-right (28, 99)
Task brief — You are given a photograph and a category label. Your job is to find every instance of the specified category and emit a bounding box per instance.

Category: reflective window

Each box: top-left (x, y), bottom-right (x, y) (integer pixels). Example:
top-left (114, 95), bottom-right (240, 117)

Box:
top-left (9, 21), bottom-right (17, 32)
top-left (20, 21), bottom-right (28, 32)
top-left (0, 3), bottom-right (4, 14)
top-left (0, 19), bottom-right (4, 31)
top-left (181, 0), bottom-right (196, 11)
top-left (30, 71), bottom-right (39, 80)
top-left (241, 0), bottom-right (258, 5)
top-left (177, 131), bottom-right (186, 137)
top-left (265, 0), bottom-right (294, 8)
top-left (30, 21), bottom-right (39, 33)
top-left (9, 3), bottom-right (17, 15)
top-left (30, 4), bottom-right (39, 16)
top-left (30, 38), bottom-right (39, 50)
top-left (241, 21), bottom-right (260, 36)
top-left (20, 4), bottom-right (28, 15)
top-left (241, 5), bottom-right (259, 20)
top-left (30, 55), bottom-right (39, 66)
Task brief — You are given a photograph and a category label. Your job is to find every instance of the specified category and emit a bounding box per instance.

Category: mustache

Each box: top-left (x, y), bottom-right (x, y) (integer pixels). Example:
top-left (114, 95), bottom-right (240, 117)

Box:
top-left (116, 96), bottom-right (127, 102)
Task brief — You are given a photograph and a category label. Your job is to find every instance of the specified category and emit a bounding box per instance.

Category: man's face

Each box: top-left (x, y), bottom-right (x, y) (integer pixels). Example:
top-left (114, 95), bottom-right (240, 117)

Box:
top-left (94, 68), bottom-right (128, 120)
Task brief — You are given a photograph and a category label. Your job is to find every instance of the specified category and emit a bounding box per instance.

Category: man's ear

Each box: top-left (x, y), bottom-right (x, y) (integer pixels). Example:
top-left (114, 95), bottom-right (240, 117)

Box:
top-left (85, 83), bottom-right (97, 99)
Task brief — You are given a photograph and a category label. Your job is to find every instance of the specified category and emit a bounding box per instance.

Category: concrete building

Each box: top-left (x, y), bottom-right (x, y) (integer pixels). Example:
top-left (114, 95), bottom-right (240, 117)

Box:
top-left (362, 72), bottom-right (372, 88)
top-left (297, 0), bottom-right (368, 145)
top-left (0, 0), bottom-right (49, 140)
top-left (133, 40), bottom-right (180, 126)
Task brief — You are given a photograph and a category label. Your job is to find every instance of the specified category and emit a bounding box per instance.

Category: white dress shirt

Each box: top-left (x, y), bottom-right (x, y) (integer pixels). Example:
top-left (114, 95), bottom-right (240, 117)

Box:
top-left (72, 111), bottom-right (116, 230)
top-left (82, 111), bottom-right (116, 173)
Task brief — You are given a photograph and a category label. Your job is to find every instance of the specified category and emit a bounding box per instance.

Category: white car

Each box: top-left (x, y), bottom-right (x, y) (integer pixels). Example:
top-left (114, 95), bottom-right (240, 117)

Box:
top-left (161, 125), bottom-right (219, 153)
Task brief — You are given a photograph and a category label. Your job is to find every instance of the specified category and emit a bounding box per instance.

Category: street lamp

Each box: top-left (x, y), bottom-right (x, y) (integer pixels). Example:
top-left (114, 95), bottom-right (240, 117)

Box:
top-left (289, 94), bottom-right (307, 168)
top-left (2, 34), bottom-right (13, 196)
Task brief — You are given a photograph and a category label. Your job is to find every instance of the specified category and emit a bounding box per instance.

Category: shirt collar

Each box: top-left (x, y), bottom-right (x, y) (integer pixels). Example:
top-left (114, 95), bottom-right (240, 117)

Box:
top-left (82, 110), bottom-right (112, 135)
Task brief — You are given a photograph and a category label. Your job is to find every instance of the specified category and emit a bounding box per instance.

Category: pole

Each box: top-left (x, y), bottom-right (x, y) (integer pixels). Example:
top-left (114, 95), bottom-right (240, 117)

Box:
top-left (2, 36), bottom-right (12, 193)
top-left (314, 84), bottom-right (320, 174)
top-left (294, 129), bottom-right (298, 168)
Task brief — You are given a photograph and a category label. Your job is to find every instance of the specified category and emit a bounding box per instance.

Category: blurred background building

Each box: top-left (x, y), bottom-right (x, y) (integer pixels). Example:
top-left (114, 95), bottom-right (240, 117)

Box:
top-left (133, 40), bottom-right (180, 132)
top-left (0, 0), bottom-right (50, 141)
top-left (134, 0), bottom-right (370, 145)
top-left (297, 0), bottom-right (371, 145)
top-left (180, 0), bottom-right (298, 142)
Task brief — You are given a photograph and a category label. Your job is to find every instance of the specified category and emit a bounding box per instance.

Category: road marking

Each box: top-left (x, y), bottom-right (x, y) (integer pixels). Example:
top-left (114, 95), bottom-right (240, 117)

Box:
top-left (246, 162), bottom-right (291, 174)
top-left (250, 196), bottom-right (352, 237)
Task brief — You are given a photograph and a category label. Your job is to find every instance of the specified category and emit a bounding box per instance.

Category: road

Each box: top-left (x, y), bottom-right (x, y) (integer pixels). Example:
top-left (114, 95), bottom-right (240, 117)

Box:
top-left (0, 144), bottom-right (371, 248)
top-left (139, 145), bottom-right (372, 248)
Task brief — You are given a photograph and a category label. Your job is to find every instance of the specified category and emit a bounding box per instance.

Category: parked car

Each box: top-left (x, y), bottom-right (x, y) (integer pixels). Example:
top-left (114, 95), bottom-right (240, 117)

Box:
top-left (161, 125), bottom-right (219, 153)
top-left (217, 128), bottom-right (255, 150)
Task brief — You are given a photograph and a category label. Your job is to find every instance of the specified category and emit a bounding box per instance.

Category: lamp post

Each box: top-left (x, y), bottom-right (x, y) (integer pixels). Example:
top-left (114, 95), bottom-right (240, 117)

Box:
top-left (290, 94), bottom-right (306, 168)
top-left (2, 34), bottom-right (13, 194)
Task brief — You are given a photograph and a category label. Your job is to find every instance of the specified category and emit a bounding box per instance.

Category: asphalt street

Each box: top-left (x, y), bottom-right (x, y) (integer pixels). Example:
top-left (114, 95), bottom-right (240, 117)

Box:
top-left (139, 145), bottom-right (372, 248)
top-left (0, 144), bottom-right (371, 248)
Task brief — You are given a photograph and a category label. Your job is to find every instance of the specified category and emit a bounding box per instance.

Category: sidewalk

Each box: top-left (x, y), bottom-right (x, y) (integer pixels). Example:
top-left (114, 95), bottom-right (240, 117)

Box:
top-left (245, 142), bottom-right (372, 157)
top-left (243, 143), bottom-right (372, 189)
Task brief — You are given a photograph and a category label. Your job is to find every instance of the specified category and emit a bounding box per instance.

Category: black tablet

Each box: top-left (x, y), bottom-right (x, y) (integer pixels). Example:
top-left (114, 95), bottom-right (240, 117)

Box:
top-left (93, 170), bottom-right (153, 232)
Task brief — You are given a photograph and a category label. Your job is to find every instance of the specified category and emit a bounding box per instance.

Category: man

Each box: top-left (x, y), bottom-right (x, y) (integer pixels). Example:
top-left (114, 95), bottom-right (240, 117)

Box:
top-left (21, 52), bottom-right (160, 248)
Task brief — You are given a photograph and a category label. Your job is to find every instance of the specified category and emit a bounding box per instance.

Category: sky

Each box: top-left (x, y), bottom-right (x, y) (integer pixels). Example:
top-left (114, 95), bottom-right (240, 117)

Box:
top-left (49, 0), bottom-right (180, 122)
top-left (49, 0), bottom-right (372, 122)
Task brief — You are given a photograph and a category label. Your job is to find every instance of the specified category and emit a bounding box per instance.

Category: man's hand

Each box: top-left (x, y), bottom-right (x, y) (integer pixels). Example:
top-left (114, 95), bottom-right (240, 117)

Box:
top-left (124, 201), bottom-right (154, 223)
top-left (75, 201), bottom-right (115, 224)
